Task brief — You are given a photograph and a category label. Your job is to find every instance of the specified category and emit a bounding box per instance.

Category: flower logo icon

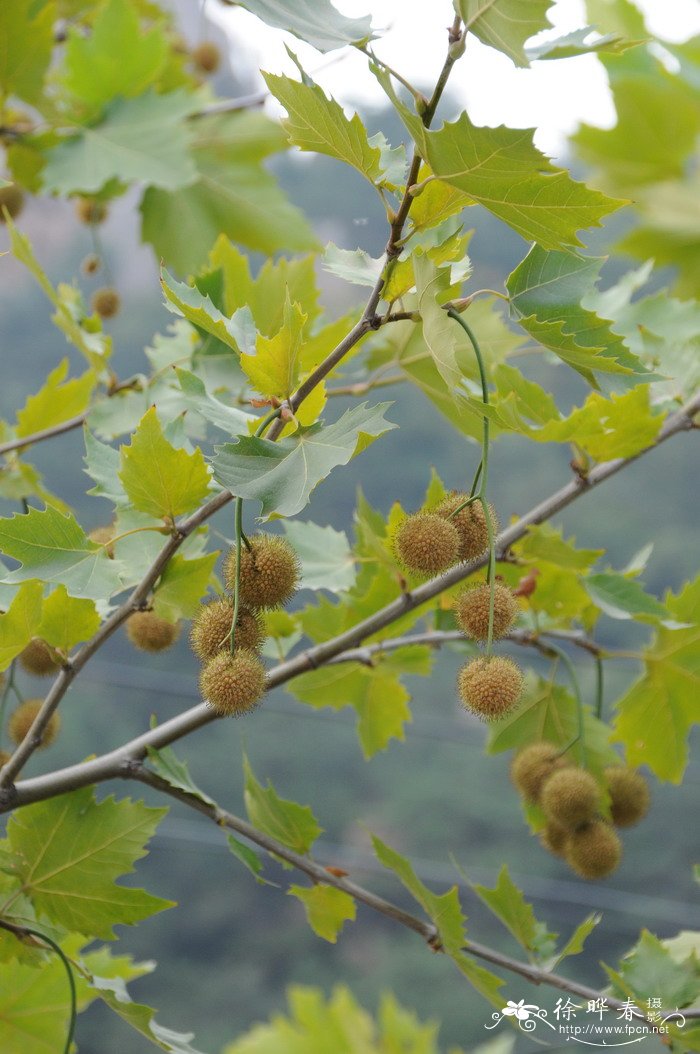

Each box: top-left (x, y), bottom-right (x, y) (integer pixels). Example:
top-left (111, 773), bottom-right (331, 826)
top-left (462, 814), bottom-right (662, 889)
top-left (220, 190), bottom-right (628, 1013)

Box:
top-left (502, 1000), bottom-right (535, 1021)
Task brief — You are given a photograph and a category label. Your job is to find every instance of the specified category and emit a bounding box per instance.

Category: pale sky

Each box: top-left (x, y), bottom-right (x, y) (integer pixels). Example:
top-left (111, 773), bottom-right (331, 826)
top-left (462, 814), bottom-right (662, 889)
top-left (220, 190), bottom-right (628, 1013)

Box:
top-left (210, 0), bottom-right (700, 156)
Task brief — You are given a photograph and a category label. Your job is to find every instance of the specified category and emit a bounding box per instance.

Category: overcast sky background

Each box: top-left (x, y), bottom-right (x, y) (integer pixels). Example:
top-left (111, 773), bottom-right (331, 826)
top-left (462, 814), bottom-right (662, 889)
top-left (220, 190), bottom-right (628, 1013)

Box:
top-left (210, 0), bottom-right (700, 156)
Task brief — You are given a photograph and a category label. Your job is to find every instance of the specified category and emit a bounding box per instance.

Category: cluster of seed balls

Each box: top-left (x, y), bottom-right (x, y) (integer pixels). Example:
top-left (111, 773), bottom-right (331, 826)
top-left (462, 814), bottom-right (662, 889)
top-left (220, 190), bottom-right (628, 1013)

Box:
top-left (0, 640), bottom-right (64, 769)
top-left (394, 493), bottom-right (523, 722)
top-left (510, 742), bottom-right (650, 879)
top-left (190, 535), bottom-right (300, 717)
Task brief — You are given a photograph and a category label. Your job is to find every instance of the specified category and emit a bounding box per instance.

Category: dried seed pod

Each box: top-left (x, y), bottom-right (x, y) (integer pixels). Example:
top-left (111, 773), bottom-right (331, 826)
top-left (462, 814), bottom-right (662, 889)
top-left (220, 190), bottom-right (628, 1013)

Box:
top-left (541, 767), bottom-right (600, 830)
top-left (200, 649), bottom-right (266, 716)
top-left (455, 582), bottom-right (518, 641)
top-left (605, 766), bottom-right (650, 827)
top-left (510, 742), bottom-right (565, 804)
top-left (394, 513), bottom-right (460, 575)
top-left (434, 493), bottom-right (498, 562)
top-left (127, 611), bottom-right (180, 653)
top-left (92, 287), bottom-right (121, 319)
top-left (458, 656), bottom-right (523, 721)
top-left (19, 639), bottom-right (59, 677)
top-left (224, 536), bottom-right (300, 610)
top-left (190, 600), bottom-right (264, 662)
top-left (566, 820), bottom-right (622, 880)
top-left (8, 699), bottom-right (61, 750)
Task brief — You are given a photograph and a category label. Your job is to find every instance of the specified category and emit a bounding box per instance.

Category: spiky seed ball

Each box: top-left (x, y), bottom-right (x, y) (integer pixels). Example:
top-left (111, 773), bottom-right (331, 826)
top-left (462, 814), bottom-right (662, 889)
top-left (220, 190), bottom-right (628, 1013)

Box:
top-left (540, 821), bottom-right (568, 858)
top-left (0, 184), bottom-right (24, 222)
top-left (605, 767), bottom-right (650, 828)
top-left (541, 767), bottom-right (600, 830)
top-left (88, 525), bottom-right (115, 558)
top-left (225, 536), bottom-right (300, 610)
top-left (434, 494), bottom-right (498, 563)
top-left (394, 513), bottom-right (460, 576)
top-left (200, 649), bottom-right (266, 716)
top-left (458, 656), bottom-right (523, 721)
top-left (192, 41), bottom-right (221, 73)
top-left (75, 198), bottom-right (107, 225)
top-left (190, 600), bottom-right (264, 662)
top-left (455, 582), bottom-right (518, 641)
top-left (510, 742), bottom-right (566, 804)
top-left (565, 820), bottom-right (622, 880)
top-left (8, 699), bottom-right (61, 750)
top-left (81, 252), bottom-right (101, 276)
top-left (92, 287), bottom-right (120, 319)
top-left (0, 750), bottom-right (11, 768)
top-left (126, 611), bottom-right (180, 653)
top-left (19, 638), bottom-right (59, 677)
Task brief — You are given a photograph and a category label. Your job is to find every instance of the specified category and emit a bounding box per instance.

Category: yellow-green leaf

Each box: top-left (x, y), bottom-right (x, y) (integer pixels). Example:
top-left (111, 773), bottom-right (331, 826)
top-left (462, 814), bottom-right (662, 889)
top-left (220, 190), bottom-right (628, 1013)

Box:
top-left (288, 884), bottom-right (356, 942)
top-left (152, 552), bottom-right (218, 621)
top-left (457, 0), bottom-right (552, 67)
top-left (0, 581), bottom-right (44, 672)
top-left (38, 585), bottom-right (100, 652)
top-left (15, 359), bottom-right (96, 438)
top-left (243, 755), bottom-right (322, 856)
top-left (241, 295), bottom-right (306, 400)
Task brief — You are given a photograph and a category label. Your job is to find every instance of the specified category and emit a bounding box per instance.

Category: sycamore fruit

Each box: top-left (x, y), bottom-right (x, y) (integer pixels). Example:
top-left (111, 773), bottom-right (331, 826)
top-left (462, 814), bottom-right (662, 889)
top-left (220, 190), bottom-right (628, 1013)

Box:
top-left (541, 767), bottom-right (600, 830)
top-left (200, 649), bottom-right (266, 716)
top-left (192, 41), bottom-right (221, 73)
top-left (605, 766), bottom-right (650, 828)
top-left (88, 524), bottom-right (115, 558)
top-left (127, 611), bottom-right (180, 652)
top-left (190, 599), bottom-right (264, 662)
top-left (434, 493), bottom-right (498, 563)
top-left (19, 638), bottom-right (59, 677)
top-left (0, 750), bottom-right (10, 768)
top-left (510, 742), bottom-right (565, 804)
top-left (81, 253), bottom-right (101, 275)
top-left (395, 513), bottom-right (460, 575)
top-left (455, 582), bottom-right (517, 641)
top-left (8, 699), bottom-right (61, 750)
top-left (75, 197), bottom-right (108, 225)
top-left (565, 820), bottom-right (622, 879)
top-left (225, 535), bottom-right (300, 610)
top-left (458, 656), bottom-right (523, 721)
top-left (0, 184), bottom-right (24, 222)
top-left (92, 287), bottom-right (121, 319)
top-left (540, 821), bottom-right (568, 858)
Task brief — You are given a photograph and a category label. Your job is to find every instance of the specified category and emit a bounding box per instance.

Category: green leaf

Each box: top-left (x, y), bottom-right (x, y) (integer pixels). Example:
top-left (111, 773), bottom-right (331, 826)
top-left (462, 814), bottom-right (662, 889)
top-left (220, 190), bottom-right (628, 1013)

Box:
top-left (474, 865), bottom-right (555, 957)
top-left (15, 359), bottom-right (96, 438)
top-left (416, 113), bottom-right (624, 251)
top-left (282, 520), bottom-right (355, 594)
top-left (608, 931), bottom-right (700, 1009)
top-left (119, 407), bottom-right (211, 521)
top-left (371, 834), bottom-right (466, 957)
top-left (525, 385), bottom-right (663, 459)
top-left (457, 0), bottom-right (552, 67)
top-left (235, 0), bottom-right (373, 52)
top-left (526, 26), bottom-right (638, 61)
top-left (174, 369), bottom-right (254, 436)
top-left (85, 973), bottom-right (206, 1053)
top-left (263, 72), bottom-right (385, 185)
top-left (322, 244), bottom-right (383, 287)
top-left (243, 755), bottom-right (322, 856)
top-left (8, 221), bottom-right (111, 368)
top-left (7, 786), bottom-right (173, 939)
top-left (506, 246), bottom-right (649, 381)
top-left (0, 951), bottom-right (75, 1053)
top-left (241, 295), bottom-right (306, 399)
top-left (288, 884), bottom-right (356, 943)
top-left (141, 113), bottom-right (317, 274)
top-left (517, 523), bottom-right (603, 571)
top-left (226, 835), bottom-right (269, 885)
top-left (62, 0), bottom-right (167, 112)
top-left (408, 163), bottom-right (473, 234)
top-left (0, 581), bottom-right (44, 672)
top-left (83, 428), bottom-right (125, 504)
top-left (415, 254), bottom-right (468, 392)
top-left (551, 913), bottom-right (601, 968)
top-left (212, 402), bottom-right (396, 518)
top-left (0, 0), bottom-right (54, 103)
top-left (613, 576), bottom-right (700, 782)
top-left (585, 572), bottom-right (669, 622)
top-left (145, 744), bottom-right (216, 807)
top-left (161, 271), bottom-right (249, 353)
top-left (42, 91), bottom-right (198, 195)
top-left (0, 504), bottom-right (125, 601)
top-left (152, 552), bottom-right (218, 621)
top-left (38, 585), bottom-right (100, 651)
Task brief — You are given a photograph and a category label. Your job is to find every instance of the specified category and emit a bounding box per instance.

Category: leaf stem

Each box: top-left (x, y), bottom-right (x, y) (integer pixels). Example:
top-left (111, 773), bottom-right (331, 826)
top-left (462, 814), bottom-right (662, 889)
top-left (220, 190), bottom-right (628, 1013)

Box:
top-left (229, 498), bottom-right (243, 656)
top-left (594, 654), bottom-right (604, 720)
top-left (0, 919), bottom-right (76, 1053)
top-left (545, 642), bottom-right (586, 763)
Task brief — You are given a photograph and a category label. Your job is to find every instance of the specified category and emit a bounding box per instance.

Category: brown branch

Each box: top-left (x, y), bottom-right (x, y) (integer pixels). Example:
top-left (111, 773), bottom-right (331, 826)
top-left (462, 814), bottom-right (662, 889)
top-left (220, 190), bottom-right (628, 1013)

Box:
top-left (5, 389), bottom-right (698, 811)
top-left (326, 374), bottom-right (406, 398)
top-left (0, 414), bottom-right (88, 456)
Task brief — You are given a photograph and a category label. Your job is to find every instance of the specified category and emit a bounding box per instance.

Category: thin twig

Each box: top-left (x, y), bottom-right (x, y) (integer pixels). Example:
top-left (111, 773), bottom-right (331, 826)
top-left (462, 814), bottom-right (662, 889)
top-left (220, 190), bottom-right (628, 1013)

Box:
top-left (0, 414), bottom-right (88, 456)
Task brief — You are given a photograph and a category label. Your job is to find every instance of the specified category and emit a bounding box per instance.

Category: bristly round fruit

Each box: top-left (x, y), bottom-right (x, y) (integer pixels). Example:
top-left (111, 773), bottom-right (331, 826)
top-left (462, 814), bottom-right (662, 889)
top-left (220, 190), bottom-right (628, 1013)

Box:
top-left (455, 582), bottom-right (518, 641)
top-left (81, 253), bottom-right (101, 276)
top-left (19, 638), bottom-right (59, 677)
top-left (8, 699), bottom-right (61, 750)
top-left (540, 821), bottom-right (567, 858)
top-left (75, 197), bottom-right (108, 225)
top-left (88, 524), bottom-right (115, 558)
top-left (458, 656), bottom-right (523, 721)
top-left (605, 766), bottom-right (650, 828)
top-left (434, 493), bottom-right (498, 563)
top-left (565, 820), bottom-right (622, 880)
top-left (192, 41), bottom-right (221, 73)
top-left (0, 184), bottom-right (25, 222)
top-left (126, 611), bottom-right (180, 652)
top-left (92, 287), bottom-right (120, 319)
top-left (225, 535), bottom-right (300, 611)
top-left (200, 649), bottom-right (266, 716)
top-left (510, 742), bottom-right (565, 804)
top-left (394, 513), bottom-right (460, 576)
top-left (190, 599), bottom-right (264, 662)
top-left (541, 767), bottom-right (600, 830)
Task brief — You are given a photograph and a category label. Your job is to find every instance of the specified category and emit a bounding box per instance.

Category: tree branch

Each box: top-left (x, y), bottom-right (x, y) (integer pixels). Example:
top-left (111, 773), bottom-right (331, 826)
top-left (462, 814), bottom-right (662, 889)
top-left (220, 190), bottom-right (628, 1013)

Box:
top-left (4, 389), bottom-right (698, 810)
top-left (125, 763), bottom-right (693, 1030)
top-left (0, 414), bottom-right (89, 457)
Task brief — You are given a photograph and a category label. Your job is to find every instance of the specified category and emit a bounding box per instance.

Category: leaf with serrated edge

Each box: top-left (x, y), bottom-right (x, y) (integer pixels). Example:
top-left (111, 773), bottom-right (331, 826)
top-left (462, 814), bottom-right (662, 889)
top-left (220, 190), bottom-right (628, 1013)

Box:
top-left (162, 271), bottom-right (249, 353)
top-left (175, 369), bottom-right (254, 435)
top-left (7, 786), bottom-right (173, 939)
top-left (38, 585), bottom-right (100, 652)
top-left (282, 520), bottom-right (355, 594)
top-left (212, 402), bottom-right (396, 518)
top-left (0, 581), bottom-right (44, 672)
top-left (235, 0), bottom-right (373, 52)
top-left (288, 884), bottom-right (356, 942)
top-left (152, 552), bottom-right (218, 622)
top-left (584, 572), bottom-right (669, 622)
top-left (240, 294), bottom-right (306, 400)
top-left (15, 359), bottom-right (96, 438)
top-left (243, 755), bottom-right (322, 855)
top-left (119, 407), bottom-right (211, 521)
top-left (146, 744), bottom-right (216, 807)
top-left (458, 0), bottom-right (552, 67)
top-left (474, 865), bottom-right (554, 955)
